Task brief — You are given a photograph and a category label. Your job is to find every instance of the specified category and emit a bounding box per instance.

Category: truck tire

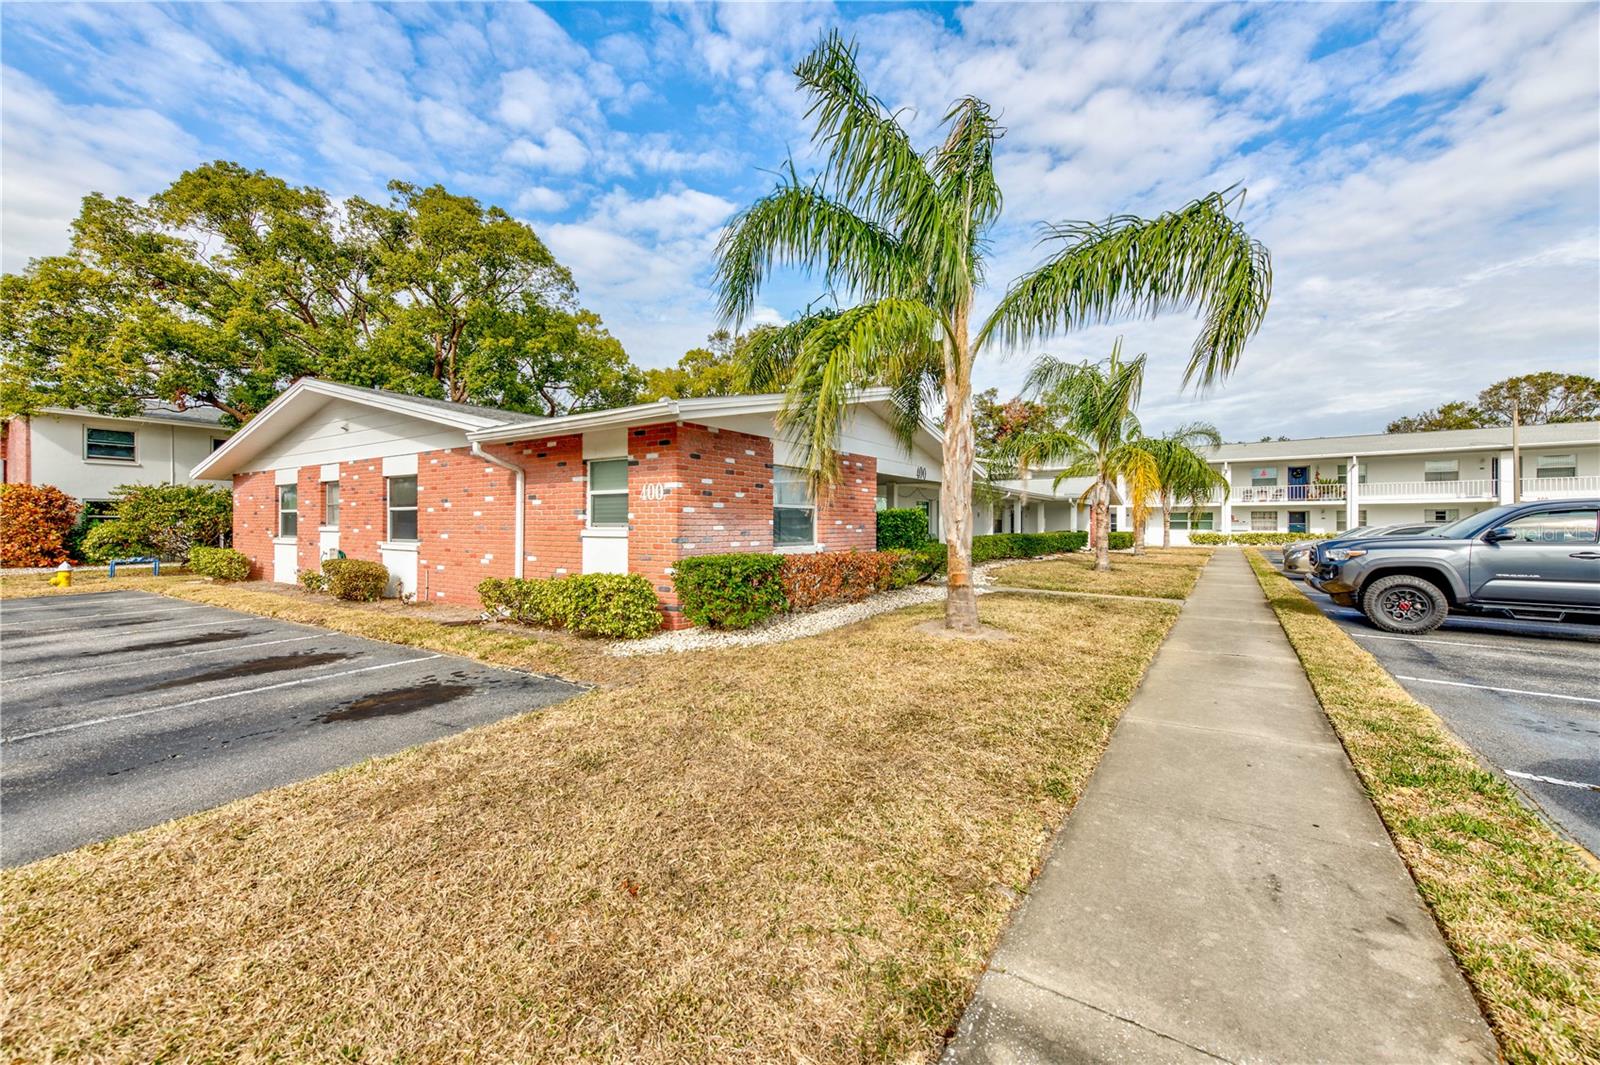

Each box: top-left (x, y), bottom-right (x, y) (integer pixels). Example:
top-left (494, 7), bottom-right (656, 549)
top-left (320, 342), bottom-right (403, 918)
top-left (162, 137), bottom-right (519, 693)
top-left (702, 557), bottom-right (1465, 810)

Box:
top-left (1361, 574), bottom-right (1448, 634)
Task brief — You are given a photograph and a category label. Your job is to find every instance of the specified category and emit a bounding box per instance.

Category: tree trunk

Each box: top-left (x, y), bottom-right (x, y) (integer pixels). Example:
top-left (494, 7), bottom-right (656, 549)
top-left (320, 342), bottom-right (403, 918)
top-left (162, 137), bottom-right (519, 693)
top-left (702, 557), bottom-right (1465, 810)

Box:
top-left (1162, 503), bottom-right (1172, 548)
top-left (941, 307), bottom-right (979, 632)
top-left (1093, 476), bottom-right (1111, 572)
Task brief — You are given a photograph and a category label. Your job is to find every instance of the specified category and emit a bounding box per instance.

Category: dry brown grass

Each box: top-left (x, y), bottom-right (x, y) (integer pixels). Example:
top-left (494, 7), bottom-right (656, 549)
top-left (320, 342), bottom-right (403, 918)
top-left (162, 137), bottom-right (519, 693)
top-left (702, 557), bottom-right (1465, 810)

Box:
top-left (992, 546), bottom-right (1213, 600)
top-left (1245, 550), bottom-right (1600, 1065)
top-left (2, 593), bottom-right (1177, 1063)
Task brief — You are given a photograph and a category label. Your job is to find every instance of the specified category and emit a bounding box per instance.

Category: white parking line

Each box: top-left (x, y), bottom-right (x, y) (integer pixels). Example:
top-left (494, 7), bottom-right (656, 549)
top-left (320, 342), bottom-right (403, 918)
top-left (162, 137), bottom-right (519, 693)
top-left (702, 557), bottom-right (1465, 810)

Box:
top-left (1357, 632), bottom-right (1600, 654)
top-left (1506, 770), bottom-right (1600, 793)
top-left (1392, 675), bottom-right (1600, 705)
top-left (6, 635), bottom-right (323, 682)
top-left (3, 654), bottom-right (444, 744)
top-left (0, 603), bottom-right (211, 626)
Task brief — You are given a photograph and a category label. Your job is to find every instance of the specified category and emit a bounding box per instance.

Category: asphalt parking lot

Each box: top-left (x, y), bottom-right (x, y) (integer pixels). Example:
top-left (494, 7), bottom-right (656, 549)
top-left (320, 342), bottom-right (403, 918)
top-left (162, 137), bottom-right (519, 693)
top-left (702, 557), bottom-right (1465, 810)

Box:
top-left (1, 591), bottom-right (581, 867)
top-left (1272, 557), bottom-right (1600, 856)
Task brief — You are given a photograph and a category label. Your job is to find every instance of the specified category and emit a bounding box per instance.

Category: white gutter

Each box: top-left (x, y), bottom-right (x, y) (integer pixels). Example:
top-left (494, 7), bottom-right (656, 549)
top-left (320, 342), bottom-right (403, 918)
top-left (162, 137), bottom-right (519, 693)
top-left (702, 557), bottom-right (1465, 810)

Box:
top-left (471, 441), bottom-right (525, 579)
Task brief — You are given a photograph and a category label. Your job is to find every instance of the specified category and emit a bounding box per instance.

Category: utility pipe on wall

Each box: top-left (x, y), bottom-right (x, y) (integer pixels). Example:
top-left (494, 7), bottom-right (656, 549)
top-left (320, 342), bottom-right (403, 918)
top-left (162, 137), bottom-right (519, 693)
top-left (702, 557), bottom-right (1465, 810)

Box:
top-left (471, 441), bottom-right (525, 579)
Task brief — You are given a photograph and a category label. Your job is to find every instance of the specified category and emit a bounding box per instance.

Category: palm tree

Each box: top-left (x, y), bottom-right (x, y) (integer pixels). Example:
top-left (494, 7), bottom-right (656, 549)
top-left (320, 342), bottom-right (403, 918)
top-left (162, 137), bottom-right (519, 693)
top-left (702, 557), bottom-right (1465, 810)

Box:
top-left (1004, 339), bottom-right (1154, 571)
top-left (1135, 424), bottom-right (1228, 547)
top-left (715, 32), bottom-right (1270, 630)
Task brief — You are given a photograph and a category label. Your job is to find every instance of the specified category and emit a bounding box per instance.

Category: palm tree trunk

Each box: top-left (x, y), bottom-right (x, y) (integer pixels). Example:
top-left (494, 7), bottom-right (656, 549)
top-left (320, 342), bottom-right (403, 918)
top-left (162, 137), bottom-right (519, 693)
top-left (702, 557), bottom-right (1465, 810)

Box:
top-left (1162, 502), bottom-right (1172, 548)
top-left (941, 320), bottom-right (980, 632)
top-left (1093, 476), bottom-right (1111, 572)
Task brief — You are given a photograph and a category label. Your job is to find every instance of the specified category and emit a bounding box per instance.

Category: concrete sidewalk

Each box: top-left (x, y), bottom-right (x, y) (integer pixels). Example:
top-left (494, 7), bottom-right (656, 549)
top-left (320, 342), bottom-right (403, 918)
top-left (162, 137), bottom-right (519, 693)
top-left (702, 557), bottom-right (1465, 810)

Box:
top-left (945, 548), bottom-right (1497, 1064)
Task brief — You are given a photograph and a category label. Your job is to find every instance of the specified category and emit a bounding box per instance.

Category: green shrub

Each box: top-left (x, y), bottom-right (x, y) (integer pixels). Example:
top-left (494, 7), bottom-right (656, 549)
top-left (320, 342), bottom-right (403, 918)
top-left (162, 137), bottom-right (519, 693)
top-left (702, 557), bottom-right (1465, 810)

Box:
top-left (1108, 531), bottom-right (1135, 550)
top-left (322, 557), bottom-right (390, 601)
top-left (875, 507), bottom-right (930, 550)
top-left (79, 484), bottom-right (232, 563)
top-left (299, 569), bottom-right (330, 593)
top-left (884, 546), bottom-right (945, 588)
top-left (0, 484), bottom-right (79, 567)
top-left (479, 573), bottom-right (661, 639)
top-left (189, 546), bottom-right (251, 582)
top-left (1188, 532), bottom-right (1334, 546)
top-left (779, 550), bottom-right (895, 610)
top-left (971, 530), bottom-right (1087, 564)
top-left (672, 553), bottom-right (787, 629)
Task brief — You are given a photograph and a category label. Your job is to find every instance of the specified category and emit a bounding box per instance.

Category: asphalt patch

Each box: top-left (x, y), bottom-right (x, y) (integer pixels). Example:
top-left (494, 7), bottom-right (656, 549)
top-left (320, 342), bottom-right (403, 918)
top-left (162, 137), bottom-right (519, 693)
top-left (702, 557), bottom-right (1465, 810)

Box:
top-left (317, 681), bottom-right (476, 723)
top-left (141, 651), bottom-right (354, 691)
top-left (80, 630), bottom-right (254, 656)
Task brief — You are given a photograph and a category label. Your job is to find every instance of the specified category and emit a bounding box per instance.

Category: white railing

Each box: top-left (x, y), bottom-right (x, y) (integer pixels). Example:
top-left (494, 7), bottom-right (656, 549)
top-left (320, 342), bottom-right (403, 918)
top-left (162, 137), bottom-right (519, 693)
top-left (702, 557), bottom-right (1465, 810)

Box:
top-left (1521, 474), bottom-right (1600, 499)
top-left (1234, 483), bottom-right (1346, 503)
top-left (1356, 478), bottom-right (1496, 500)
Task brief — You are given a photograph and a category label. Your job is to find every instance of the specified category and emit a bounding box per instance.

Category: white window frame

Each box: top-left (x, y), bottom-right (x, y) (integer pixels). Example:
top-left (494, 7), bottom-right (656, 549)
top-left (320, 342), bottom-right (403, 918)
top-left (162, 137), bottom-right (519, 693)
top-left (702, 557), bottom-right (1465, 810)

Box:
top-left (585, 458), bottom-right (630, 529)
top-left (1169, 510), bottom-right (1215, 531)
top-left (1424, 459), bottom-right (1459, 483)
top-left (1250, 467), bottom-right (1277, 487)
top-left (386, 475), bottom-right (418, 542)
top-left (772, 465), bottom-right (816, 547)
top-left (1536, 454), bottom-right (1578, 479)
top-left (277, 484), bottom-right (298, 538)
top-left (84, 425), bottom-right (137, 463)
top-left (1424, 508), bottom-right (1459, 524)
top-left (1250, 510), bottom-right (1277, 532)
top-left (323, 481), bottom-right (341, 529)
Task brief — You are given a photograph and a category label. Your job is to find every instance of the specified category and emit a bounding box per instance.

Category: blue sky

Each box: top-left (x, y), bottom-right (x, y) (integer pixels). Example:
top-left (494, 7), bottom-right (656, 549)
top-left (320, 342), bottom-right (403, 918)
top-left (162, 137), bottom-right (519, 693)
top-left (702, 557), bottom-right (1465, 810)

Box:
top-left (3, 2), bottom-right (1597, 438)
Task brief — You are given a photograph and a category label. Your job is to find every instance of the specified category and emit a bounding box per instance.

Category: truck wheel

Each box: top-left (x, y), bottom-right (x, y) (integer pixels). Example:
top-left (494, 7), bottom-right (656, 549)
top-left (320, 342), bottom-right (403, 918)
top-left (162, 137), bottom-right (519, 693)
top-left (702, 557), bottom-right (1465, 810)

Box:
top-left (1361, 574), bottom-right (1448, 634)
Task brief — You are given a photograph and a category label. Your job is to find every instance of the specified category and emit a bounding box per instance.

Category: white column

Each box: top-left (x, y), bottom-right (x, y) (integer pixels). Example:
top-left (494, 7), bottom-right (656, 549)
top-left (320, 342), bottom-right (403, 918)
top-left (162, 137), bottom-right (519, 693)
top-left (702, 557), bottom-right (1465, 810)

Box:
top-left (1069, 502), bottom-right (1078, 532)
top-left (1496, 449), bottom-right (1516, 503)
top-left (1115, 474), bottom-right (1128, 532)
top-left (1012, 497), bottom-right (1023, 534)
top-left (1219, 463), bottom-right (1234, 533)
top-left (1346, 455), bottom-right (1360, 529)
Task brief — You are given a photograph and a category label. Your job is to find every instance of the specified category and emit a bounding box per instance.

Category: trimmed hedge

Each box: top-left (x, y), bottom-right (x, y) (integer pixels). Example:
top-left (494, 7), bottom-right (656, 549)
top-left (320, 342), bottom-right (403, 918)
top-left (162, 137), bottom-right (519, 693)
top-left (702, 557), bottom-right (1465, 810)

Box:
top-left (78, 484), bottom-right (232, 563)
top-left (189, 546), bottom-right (251, 582)
top-left (971, 530), bottom-right (1087, 564)
top-left (1190, 532), bottom-right (1334, 546)
top-left (876, 507), bottom-right (930, 550)
top-left (673, 553), bottom-right (787, 629)
top-left (0, 484), bottom-right (79, 567)
top-left (1108, 531), bottom-right (1135, 550)
top-left (779, 550), bottom-right (895, 610)
top-left (884, 545), bottom-right (945, 588)
top-left (478, 573), bottom-right (661, 639)
top-left (323, 558), bottom-right (390, 601)
top-left (298, 569), bottom-right (330, 593)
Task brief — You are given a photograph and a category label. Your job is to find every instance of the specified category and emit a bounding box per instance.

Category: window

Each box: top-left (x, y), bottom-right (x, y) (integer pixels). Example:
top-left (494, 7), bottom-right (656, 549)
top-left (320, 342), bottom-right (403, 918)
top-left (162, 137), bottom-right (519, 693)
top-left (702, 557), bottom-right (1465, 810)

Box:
top-left (1497, 509), bottom-right (1597, 545)
top-left (211, 437), bottom-right (228, 452)
top-left (1288, 510), bottom-right (1309, 534)
top-left (84, 427), bottom-right (136, 462)
top-left (1536, 454), bottom-right (1578, 479)
top-left (918, 499), bottom-right (934, 537)
top-left (1335, 514), bottom-right (1347, 532)
top-left (386, 476), bottom-right (418, 541)
top-left (1250, 467), bottom-right (1277, 487)
top-left (1108, 509), bottom-right (1119, 532)
top-left (1359, 509), bottom-right (1368, 525)
top-left (1250, 510), bottom-right (1277, 532)
top-left (1424, 508), bottom-right (1459, 524)
top-left (587, 459), bottom-right (629, 527)
top-left (277, 484), bottom-right (298, 538)
top-left (1169, 511), bottom-right (1215, 530)
top-left (772, 465), bottom-right (815, 545)
top-left (323, 482), bottom-right (340, 528)
top-left (83, 500), bottom-right (117, 525)
top-left (1424, 459), bottom-right (1459, 482)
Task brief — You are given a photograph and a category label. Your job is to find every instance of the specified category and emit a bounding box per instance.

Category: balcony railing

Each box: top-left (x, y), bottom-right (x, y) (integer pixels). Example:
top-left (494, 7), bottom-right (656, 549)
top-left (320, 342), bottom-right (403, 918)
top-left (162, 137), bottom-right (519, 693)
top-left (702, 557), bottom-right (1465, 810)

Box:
top-left (1235, 483), bottom-right (1346, 503)
top-left (1356, 478), bottom-right (1496, 500)
top-left (1521, 474), bottom-right (1600, 499)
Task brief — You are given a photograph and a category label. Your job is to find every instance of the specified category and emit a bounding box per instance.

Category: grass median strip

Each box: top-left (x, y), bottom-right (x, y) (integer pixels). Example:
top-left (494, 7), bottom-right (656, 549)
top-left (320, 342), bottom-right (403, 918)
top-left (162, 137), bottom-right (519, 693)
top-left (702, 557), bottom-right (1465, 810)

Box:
top-left (2, 593), bottom-right (1177, 1063)
top-left (992, 546), bottom-right (1212, 601)
top-left (1244, 549), bottom-right (1600, 1065)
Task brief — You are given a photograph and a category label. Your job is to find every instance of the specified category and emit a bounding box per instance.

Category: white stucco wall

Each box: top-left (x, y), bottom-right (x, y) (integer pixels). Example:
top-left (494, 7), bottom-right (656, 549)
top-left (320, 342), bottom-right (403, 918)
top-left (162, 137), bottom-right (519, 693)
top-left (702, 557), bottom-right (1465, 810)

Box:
top-left (25, 411), bottom-right (228, 502)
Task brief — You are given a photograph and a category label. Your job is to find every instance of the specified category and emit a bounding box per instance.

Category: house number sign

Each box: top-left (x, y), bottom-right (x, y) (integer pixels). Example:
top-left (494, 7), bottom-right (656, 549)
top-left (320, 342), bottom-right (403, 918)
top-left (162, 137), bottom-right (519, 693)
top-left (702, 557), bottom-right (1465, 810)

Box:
top-left (639, 482), bottom-right (668, 502)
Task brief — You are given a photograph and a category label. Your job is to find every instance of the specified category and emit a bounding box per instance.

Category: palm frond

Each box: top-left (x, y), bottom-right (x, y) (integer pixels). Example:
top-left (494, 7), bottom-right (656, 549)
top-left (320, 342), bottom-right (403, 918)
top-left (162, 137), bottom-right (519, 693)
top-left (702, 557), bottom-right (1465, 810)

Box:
top-left (979, 190), bottom-right (1271, 384)
top-left (736, 309), bottom-right (841, 392)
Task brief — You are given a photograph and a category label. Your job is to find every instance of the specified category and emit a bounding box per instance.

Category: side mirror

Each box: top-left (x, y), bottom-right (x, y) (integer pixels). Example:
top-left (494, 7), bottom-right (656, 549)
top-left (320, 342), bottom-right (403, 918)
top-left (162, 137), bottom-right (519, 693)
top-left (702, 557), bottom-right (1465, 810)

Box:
top-left (1484, 527), bottom-right (1517, 544)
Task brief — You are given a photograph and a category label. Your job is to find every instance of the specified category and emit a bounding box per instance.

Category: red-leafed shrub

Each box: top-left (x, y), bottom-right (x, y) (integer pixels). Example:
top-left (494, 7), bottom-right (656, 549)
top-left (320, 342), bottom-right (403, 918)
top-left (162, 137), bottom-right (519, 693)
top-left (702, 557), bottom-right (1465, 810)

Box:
top-left (0, 484), bottom-right (80, 567)
top-left (779, 549), bottom-right (895, 611)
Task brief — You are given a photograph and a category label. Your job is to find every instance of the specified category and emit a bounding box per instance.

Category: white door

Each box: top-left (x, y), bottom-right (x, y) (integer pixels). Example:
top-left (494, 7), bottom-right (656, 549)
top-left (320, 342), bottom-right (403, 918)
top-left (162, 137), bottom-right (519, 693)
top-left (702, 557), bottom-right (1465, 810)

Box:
top-left (272, 540), bottom-right (297, 583)
top-left (380, 544), bottom-right (418, 599)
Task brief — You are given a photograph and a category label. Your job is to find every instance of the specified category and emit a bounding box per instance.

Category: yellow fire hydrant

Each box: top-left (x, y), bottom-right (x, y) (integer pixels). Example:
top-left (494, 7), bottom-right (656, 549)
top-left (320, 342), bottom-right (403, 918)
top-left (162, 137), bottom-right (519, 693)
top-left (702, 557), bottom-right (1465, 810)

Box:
top-left (48, 561), bottom-right (72, 588)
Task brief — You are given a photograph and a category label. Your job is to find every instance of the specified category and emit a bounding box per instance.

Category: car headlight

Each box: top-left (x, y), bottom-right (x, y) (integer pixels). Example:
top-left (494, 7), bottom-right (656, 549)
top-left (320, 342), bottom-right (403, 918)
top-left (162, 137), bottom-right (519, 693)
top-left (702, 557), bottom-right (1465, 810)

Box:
top-left (1323, 548), bottom-right (1367, 561)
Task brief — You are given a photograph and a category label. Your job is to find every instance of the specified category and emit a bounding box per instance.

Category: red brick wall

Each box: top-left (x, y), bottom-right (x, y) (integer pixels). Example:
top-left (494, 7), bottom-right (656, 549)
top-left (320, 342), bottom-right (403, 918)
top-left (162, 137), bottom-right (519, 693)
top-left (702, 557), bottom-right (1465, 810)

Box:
top-left (417, 445), bottom-right (519, 603)
top-left (294, 467), bottom-right (323, 575)
top-left (817, 453), bottom-right (877, 551)
top-left (336, 459), bottom-right (387, 564)
top-left (2, 417), bottom-right (31, 484)
top-left (232, 471), bottom-right (276, 579)
top-left (511, 434), bottom-right (584, 579)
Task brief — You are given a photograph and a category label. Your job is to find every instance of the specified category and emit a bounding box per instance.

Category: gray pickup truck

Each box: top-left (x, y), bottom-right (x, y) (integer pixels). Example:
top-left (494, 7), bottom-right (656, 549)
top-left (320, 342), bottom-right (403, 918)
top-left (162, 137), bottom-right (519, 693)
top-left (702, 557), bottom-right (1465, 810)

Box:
top-left (1307, 499), bottom-right (1600, 633)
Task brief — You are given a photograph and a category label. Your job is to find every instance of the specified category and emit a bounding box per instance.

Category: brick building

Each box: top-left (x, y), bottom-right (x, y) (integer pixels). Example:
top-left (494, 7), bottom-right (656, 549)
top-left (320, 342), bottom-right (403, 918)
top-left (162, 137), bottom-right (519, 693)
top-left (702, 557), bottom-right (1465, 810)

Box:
top-left (193, 380), bottom-right (951, 628)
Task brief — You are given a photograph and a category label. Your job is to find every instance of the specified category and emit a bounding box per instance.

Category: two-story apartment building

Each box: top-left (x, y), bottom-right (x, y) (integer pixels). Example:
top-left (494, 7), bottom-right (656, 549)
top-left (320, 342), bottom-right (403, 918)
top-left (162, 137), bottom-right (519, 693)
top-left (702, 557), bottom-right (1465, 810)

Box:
top-left (1109, 421), bottom-right (1600, 543)
top-left (1, 403), bottom-right (234, 521)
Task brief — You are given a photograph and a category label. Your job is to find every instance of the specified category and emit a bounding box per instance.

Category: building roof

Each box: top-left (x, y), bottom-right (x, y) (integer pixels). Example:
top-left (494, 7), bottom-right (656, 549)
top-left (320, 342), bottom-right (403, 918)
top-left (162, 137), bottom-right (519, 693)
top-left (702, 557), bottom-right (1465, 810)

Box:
top-left (331, 384), bottom-right (534, 426)
top-left (34, 400), bottom-right (232, 428)
top-left (1209, 420), bottom-right (1600, 462)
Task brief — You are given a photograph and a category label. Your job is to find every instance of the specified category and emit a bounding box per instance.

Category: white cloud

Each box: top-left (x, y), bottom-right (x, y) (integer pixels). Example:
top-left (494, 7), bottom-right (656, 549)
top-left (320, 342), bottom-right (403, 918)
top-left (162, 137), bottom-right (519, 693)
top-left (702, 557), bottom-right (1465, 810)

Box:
top-left (503, 128), bottom-right (591, 173)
